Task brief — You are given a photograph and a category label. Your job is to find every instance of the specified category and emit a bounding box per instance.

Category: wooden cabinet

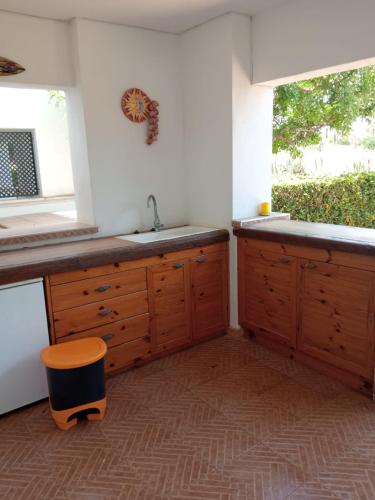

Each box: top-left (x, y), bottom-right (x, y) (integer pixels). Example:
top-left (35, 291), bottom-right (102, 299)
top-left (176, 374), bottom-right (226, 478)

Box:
top-left (191, 251), bottom-right (228, 340)
top-left (238, 238), bottom-right (297, 347)
top-left (148, 259), bottom-right (192, 353)
top-left (298, 259), bottom-right (375, 379)
top-left (237, 237), bottom-right (375, 394)
top-left (46, 241), bottom-right (229, 375)
top-left (47, 263), bottom-right (152, 373)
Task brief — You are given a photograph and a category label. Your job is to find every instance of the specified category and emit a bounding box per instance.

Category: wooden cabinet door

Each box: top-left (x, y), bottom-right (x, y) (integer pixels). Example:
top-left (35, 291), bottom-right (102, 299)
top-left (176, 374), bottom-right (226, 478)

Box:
top-left (190, 250), bottom-right (229, 340)
top-left (238, 238), bottom-right (297, 347)
top-left (298, 260), bottom-right (375, 379)
top-left (147, 259), bottom-right (192, 353)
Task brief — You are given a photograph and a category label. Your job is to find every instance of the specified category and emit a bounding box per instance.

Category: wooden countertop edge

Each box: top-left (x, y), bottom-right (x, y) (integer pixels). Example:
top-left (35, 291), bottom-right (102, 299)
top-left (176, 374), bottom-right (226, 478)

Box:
top-left (0, 229), bottom-right (229, 285)
top-left (233, 227), bottom-right (375, 256)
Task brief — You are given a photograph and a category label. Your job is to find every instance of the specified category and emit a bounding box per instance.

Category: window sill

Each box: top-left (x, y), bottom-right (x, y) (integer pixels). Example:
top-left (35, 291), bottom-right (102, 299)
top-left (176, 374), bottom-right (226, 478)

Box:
top-left (0, 213), bottom-right (98, 246)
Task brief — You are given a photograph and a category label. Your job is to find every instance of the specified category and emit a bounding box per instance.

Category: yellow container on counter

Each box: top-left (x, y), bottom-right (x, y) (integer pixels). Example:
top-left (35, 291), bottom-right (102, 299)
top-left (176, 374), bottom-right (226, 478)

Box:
top-left (259, 201), bottom-right (271, 216)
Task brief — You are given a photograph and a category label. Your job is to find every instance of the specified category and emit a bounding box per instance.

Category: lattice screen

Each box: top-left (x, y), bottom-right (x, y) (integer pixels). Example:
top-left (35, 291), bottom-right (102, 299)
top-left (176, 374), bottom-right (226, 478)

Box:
top-left (0, 131), bottom-right (39, 199)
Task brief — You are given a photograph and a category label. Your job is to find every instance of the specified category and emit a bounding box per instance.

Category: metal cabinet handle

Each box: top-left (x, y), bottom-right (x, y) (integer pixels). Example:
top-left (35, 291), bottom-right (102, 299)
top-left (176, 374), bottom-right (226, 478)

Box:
top-left (304, 261), bottom-right (317, 270)
top-left (99, 308), bottom-right (112, 316)
top-left (174, 262), bottom-right (184, 269)
top-left (101, 334), bottom-right (114, 341)
top-left (196, 256), bottom-right (207, 264)
top-left (95, 284), bottom-right (111, 293)
top-left (278, 257), bottom-right (290, 264)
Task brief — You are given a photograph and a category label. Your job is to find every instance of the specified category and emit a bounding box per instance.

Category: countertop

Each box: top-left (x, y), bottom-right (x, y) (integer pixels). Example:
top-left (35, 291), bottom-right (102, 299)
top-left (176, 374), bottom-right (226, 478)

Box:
top-left (234, 220), bottom-right (375, 256)
top-left (0, 229), bottom-right (229, 286)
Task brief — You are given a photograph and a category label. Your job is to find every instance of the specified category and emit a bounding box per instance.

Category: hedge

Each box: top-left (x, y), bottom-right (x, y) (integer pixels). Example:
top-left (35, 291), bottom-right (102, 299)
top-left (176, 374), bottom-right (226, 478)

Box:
top-left (272, 172), bottom-right (375, 229)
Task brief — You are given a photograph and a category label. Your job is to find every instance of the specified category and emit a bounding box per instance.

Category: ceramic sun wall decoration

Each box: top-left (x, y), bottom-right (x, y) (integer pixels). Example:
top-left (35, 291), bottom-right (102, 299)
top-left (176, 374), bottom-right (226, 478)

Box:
top-left (0, 57), bottom-right (25, 76)
top-left (121, 88), bottom-right (159, 145)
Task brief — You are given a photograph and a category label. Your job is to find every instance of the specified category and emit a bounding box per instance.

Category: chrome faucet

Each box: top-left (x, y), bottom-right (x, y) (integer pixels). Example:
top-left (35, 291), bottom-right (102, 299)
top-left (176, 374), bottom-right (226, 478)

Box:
top-left (147, 194), bottom-right (163, 232)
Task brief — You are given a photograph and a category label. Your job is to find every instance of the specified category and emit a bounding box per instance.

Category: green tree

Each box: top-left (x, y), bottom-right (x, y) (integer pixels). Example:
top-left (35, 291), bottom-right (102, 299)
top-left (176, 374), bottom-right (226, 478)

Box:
top-left (273, 66), bottom-right (375, 157)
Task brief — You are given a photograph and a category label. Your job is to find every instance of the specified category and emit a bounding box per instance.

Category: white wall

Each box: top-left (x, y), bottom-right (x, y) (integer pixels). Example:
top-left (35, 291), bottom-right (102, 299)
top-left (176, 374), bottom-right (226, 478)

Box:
top-left (71, 18), bottom-right (186, 236)
top-left (183, 16), bottom-right (234, 230)
top-left (0, 88), bottom-right (74, 198)
top-left (252, 0), bottom-right (375, 85)
top-left (183, 14), bottom-right (274, 327)
top-left (0, 10), bottom-right (74, 87)
top-left (232, 17), bottom-right (273, 220)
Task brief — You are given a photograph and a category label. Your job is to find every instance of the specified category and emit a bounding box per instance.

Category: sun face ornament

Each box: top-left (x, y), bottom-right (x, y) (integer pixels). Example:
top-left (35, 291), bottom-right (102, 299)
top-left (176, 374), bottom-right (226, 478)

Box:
top-left (121, 88), bottom-right (150, 123)
top-left (121, 88), bottom-right (159, 144)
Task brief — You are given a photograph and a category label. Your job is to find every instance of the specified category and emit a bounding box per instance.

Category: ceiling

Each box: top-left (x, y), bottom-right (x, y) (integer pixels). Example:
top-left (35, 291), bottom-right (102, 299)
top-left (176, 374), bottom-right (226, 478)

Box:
top-left (0, 0), bottom-right (291, 33)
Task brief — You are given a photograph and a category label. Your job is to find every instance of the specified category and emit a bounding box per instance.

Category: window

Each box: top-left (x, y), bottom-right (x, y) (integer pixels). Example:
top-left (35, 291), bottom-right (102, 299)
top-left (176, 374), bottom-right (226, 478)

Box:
top-left (0, 130), bottom-right (39, 199)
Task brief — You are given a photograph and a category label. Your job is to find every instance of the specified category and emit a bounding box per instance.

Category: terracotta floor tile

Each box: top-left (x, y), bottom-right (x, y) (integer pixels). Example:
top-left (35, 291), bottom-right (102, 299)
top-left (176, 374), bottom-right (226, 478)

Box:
top-left (162, 467), bottom-right (240, 499)
top-left (161, 348), bottom-right (257, 389)
top-left (101, 408), bottom-right (175, 459)
top-left (174, 413), bottom-right (257, 470)
top-left (315, 449), bottom-right (375, 500)
top-left (219, 444), bottom-right (307, 500)
top-left (191, 362), bottom-right (287, 411)
top-left (152, 345), bottom-right (210, 370)
top-left (1, 334), bottom-right (375, 500)
top-left (149, 390), bottom-right (220, 434)
top-left (129, 441), bottom-right (216, 498)
top-left (223, 398), bottom-right (299, 441)
top-left (107, 360), bottom-right (163, 387)
top-left (255, 379), bottom-right (331, 419)
top-left (286, 481), bottom-right (341, 499)
top-left (124, 369), bottom-right (189, 408)
top-left (290, 366), bottom-right (348, 398)
top-left (262, 391), bottom-right (375, 477)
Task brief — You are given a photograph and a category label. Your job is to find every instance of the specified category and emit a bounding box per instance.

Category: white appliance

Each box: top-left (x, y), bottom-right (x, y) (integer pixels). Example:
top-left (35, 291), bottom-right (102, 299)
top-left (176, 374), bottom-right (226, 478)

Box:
top-left (0, 278), bottom-right (50, 415)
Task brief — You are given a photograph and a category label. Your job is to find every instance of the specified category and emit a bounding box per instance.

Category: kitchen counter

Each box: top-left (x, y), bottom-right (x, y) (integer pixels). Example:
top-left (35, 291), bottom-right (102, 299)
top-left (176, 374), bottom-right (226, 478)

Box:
top-left (0, 229), bottom-right (229, 286)
top-left (234, 220), bottom-right (375, 256)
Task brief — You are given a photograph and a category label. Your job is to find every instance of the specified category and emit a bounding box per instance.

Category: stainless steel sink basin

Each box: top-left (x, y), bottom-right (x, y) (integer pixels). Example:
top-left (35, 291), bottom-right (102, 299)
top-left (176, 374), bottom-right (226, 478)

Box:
top-left (116, 225), bottom-right (217, 243)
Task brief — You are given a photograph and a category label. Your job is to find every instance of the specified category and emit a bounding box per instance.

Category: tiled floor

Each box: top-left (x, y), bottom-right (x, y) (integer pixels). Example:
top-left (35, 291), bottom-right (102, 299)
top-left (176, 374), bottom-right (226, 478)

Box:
top-left (1, 331), bottom-right (375, 499)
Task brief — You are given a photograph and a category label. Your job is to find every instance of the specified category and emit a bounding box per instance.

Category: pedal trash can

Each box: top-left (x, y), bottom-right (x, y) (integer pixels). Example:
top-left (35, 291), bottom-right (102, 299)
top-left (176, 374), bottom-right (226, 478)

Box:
top-left (40, 337), bottom-right (107, 430)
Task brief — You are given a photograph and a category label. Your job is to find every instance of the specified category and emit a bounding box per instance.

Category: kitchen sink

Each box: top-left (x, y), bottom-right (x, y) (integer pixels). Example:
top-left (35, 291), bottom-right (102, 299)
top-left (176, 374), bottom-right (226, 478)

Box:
top-left (116, 225), bottom-right (217, 243)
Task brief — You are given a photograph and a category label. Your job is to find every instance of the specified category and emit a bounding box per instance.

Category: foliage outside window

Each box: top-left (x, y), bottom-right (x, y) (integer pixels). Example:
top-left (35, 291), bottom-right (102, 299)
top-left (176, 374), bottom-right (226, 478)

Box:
top-left (272, 66), bottom-right (375, 228)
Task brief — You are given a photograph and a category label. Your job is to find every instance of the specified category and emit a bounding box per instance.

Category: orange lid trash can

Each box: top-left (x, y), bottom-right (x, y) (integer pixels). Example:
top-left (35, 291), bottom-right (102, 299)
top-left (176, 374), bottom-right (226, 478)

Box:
top-left (40, 338), bottom-right (107, 431)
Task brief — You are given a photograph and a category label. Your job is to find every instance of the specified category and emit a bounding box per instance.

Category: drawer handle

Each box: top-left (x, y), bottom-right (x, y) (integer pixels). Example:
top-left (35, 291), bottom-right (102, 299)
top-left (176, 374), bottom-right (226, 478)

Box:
top-left (196, 256), bottom-right (206, 264)
top-left (96, 284), bottom-right (111, 293)
top-left (278, 257), bottom-right (290, 264)
top-left (99, 308), bottom-right (112, 317)
top-left (174, 262), bottom-right (184, 269)
top-left (101, 334), bottom-right (114, 341)
top-left (304, 261), bottom-right (317, 270)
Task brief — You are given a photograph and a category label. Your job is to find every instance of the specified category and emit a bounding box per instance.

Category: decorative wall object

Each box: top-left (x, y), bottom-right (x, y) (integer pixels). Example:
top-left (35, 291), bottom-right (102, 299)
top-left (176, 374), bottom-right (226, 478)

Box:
top-left (121, 88), bottom-right (159, 145)
top-left (0, 57), bottom-right (25, 76)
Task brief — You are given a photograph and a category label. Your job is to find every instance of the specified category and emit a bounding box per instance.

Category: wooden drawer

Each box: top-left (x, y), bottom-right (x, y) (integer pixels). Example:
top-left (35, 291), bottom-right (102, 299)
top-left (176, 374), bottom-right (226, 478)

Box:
top-left (50, 268), bottom-right (146, 311)
top-left (53, 290), bottom-right (148, 338)
top-left (105, 337), bottom-right (152, 373)
top-left (56, 313), bottom-right (150, 348)
top-left (49, 258), bottom-right (153, 285)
